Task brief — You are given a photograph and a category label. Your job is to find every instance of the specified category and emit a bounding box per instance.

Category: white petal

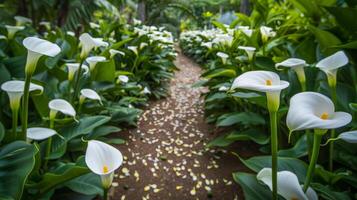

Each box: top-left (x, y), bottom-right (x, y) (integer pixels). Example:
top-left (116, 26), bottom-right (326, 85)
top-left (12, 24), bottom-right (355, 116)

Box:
top-left (14, 16), bottom-right (32, 24)
top-left (118, 75), bottom-right (129, 83)
top-left (23, 37), bottom-right (61, 57)
top-left (338, 130), bottom-right (357, 143)
top-left (276, 58), bottom-right (307, 69)
top-left (86, 56), bottom-right (106, 64)
top-left (1, 80), bottom-right (43, 94)
top-left (287, 92), bottom-right (352, 132)
top-left (316, 51), bottom-right (348, 71)
top-left (109, 49), bottom-right (125, 57)
top-left (80, 89), bottom-right (102, 103)
top-left (306, 187), bottom-right (318, 200)
top-left (238, 46), bottom-right (256, 52)
top-left (27, 127), bottom-right (57, 140)
top-left (217, 52), bottom-right (229, 58)
top-left (48, 99), bottom-right (76, 117)
top-left (231, 70), bottom-right (289, 92)
top-left (257, 168), bottom-right (309, 200)
top-left (85, 140), bottom-right (123, 175)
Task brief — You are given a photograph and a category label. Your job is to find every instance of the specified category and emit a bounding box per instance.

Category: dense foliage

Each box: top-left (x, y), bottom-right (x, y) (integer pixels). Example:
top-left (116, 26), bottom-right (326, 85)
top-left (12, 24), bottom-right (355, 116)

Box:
top-left (180, 0), bottom-right (357, 199)
top-left (0, 14), bottom-right (176, 199)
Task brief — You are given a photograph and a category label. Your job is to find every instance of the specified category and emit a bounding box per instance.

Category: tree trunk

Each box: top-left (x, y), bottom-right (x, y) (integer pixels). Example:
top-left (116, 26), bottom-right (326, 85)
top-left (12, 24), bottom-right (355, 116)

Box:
top-left (137, 0), bottom-right (146, 22)
top-left (240, 0), bottom-right (250, 15)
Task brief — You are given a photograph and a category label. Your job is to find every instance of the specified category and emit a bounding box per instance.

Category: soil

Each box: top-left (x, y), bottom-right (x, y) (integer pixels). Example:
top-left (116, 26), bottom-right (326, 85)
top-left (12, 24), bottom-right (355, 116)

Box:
top-left (111, 50), bottom-right (259, 200)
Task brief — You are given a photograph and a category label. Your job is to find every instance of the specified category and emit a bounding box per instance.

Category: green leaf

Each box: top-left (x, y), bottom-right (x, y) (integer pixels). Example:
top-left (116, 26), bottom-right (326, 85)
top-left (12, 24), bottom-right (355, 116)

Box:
top-left (50, 116), bottom-right (111, 158)
top-left (94, 59), bottom-right (116, 82)
top-left (65, 173), bottom-right (103, 196)
top-left (216, 112), bottom-right (265, 127)
top-left (87, 125), bottom-right (121, 139)
top-left (325, 7), bottom-right (357, 33)
top-left (0, 121), bottom-right (5, 143)
top-left (0, 141), bottom-right (38, 200)
top-left (204, 69), bottom-right (236, 79)
top-left (311, 183), bottom-right (352, 200)
top-left (232, 172), bottom-right (272, 200)
top-left (207, 134), bottom-right (234, 148)
top-left (308, 25), bottom-right (341, 56)
top-left (27, 160), bottom-right (90, 196)
top-left (278, 134), bottom-right (307, 158)
top-left (226, 128), bottom-right (270, 145)
top-left (238, 155), bottom-right (308, 182)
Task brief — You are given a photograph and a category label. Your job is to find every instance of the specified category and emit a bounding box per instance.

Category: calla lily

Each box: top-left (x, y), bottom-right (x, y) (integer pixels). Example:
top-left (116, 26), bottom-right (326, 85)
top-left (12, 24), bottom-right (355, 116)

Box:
top-left (89, 22), bottom-right (100, 29)
top-left (286, 92), bottom-right (352, 132)
top-left (242, 29), bottom-right (253, 37)
top-left (276, 58), bottom-right (308, 91)
top-left (79, 33), bottom-right (108, 59)
top-left (117, 75), bottom-right (129, 84)
top-left (218, 86), bottom-right (229, 91)
top-left (23, 37), bottom-right (61, 75)
top-left (109, 49), bottom-right (125, 59)
top-left (1, 80), bottom-right (43, 111)
top-left (66, 63), bottom-right (89, 81)
top-left (80, 89), bottom-right (102, 105)
top-left (217, 52), bottom-right (229, 65)
top-left (27, 127), bottom-right (57, 141)
top-left (140, 42), bottom-right (148, 50)
top-left (238, 46), bottom-right (256, 61)
top-left (260, 26), bottom-right (276, 42)
top-left (232, 71), bottom-right (289, 111)
top-left (39, 21), bottom-right (51, 30)
top-left (85, 140), bottom-right (123, 189)
top-left (5, 25), bottom-right (25, 39)
top-left (0, 35), bottom-right (6, 40)
top-left (14, 16), bottom-right (32, 26)
top-left (337, 130), bottom-right (357, 143)
top-left (316, 51), bottom-right (348, 88)
top-left (143, 87), bottom-right (151, 94)
top-left (202, 42), bottom-right (213, 49)
top-left (66, 31), bottom-right (75, 36)
top-left (86, 56), bottom-right (106, 72)
top-left (232, 70), bottom-right (289, 199)
top-left (128, 46), bottom-right (138, 55)
top-left (48, 99), bottom-right (76, 120)
top-left (257, 168), bottom-right (318, 200)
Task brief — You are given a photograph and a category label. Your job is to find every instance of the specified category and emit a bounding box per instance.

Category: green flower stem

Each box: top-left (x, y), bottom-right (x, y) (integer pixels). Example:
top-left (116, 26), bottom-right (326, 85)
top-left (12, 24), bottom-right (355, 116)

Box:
top-left (72, 59), bottom-right (85, 103)
top-left (103, 187), bottom-right (109, 200)
top-left (44, 116), bottom-right (55, 170)
top-left (306, 130), bottom-right (313, 161)
top-left (11, 108), bottom-right (19, 141)
top-left (329, 84), bottom-right (337, 171)
top-left (303, 130), bottom-right (323, 192)
top-left (20, 74), bottom-right (32, 141)
top-left (269, 110), bottom-right (278, 200)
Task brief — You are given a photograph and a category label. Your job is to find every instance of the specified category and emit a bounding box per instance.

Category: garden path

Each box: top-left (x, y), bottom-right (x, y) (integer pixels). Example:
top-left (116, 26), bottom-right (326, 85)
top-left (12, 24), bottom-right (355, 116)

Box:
top-left (112, 49), bottom-right (254, 200)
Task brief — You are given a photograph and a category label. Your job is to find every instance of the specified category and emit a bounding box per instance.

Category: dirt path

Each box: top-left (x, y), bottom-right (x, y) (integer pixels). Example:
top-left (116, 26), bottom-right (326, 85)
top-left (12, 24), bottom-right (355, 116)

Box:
top-left (112, 51), bottom-right (253, 200)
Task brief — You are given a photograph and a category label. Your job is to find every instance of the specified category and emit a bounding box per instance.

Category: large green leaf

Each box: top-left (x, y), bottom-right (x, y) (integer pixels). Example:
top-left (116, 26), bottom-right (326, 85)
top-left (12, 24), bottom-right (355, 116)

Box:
top-left (238, 155), bottom-right (308, 182)
top-left (65, 173), bottom-right (103, 196)
top-left (278, 134), bottom-right (307, 158)
top-left (204, 68), bottom-right (236, 79)
top-left (50, 115), bottom-right (111, 158)
top-left (308, 25), bottom-right (341, 56)
top-left (232, 172), bottom-right (272, 200)
top-left (226, 128), bottom-right (269, 145)
top-left (27, 160), bottom-right (90, 196)
top-left (216, 112), bottom-right (265, 127)
top-left (325, 7), bottom-right (357, 33)
top-left (0, 141), bottom-right (38, 200)
top-left (94, 59), bottom-right (116, 82)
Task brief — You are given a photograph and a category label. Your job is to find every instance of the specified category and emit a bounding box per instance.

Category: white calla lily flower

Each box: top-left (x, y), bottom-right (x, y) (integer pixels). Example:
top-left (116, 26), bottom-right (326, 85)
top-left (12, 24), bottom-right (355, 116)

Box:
top-left (86, 56), bottom-right (106, 72)
top-left (242, 29), bottom-right (253, 37)
top-left (27, 127), bottom-right (57, 141)
top-left (286, 92), bottom-right (352, 132)
top-left (218, 86), bottom-right (229, 91)
top-left (79, 33), bottom-right (108, 59)
top-left (23, 37), bottom-right (61, 75)
top-left (217, 52), bottom-right (229, 65)
top-left (109, 49), bottom-right (125, 59)
top-left (5, 25), bottom-right (25, 39)
top-left (231, 71), bottom-right (289, 111)
top-left (257, 168), bottom-right (318, 200)
top-left (140, 42), bottom-right (148, 50)
top-left (117, 75), bottom-right (129, 83)
top-left (276, 58), bottom-right (308, 91)
top-left (66, 63), bottom-right (89, 81)
top-left (0, 35), bottom-right (6, 40)
top-left (202, 42), bottom-right (213, 49)
top-left (48, 99), bottom-right (76, 120)
top-left (66, 31), bottom-right (75, 36)
top-left (316, 51), bottom-right (348, 88)
top-left (1, 80), bottom-right (43, 111)
top-left (260, 26), bottom-right (276, 42)
top-left (143, 87), bottom-right (151, 94)
top-left (85, 140), bottom-right (123, 189)
top-left (80, 89), bottom-right (102, 105)
top-left (338, 130), bottom-right (357, 143)
top-left (128, 46), bottom-right (138, 55)
top-left (238, 46), bottom-right (256, 61)
top-left (89, 22), bottom-right (100, 29)
top-left (14, 16), bottom-right (32, 26)
top-left (39, 21), bottom-right (51, 30)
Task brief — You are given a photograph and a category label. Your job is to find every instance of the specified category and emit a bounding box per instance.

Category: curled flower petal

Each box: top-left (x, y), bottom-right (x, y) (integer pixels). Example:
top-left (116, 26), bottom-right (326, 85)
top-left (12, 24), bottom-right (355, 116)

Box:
top-left (48, 99), bottom-right (76, 118)
top-left (23, 37), bottom-right (61, 57)
top-left (338, 130), bottom-right (357, 143)
top-left (316, 51), bottom-right (348, 75)
top-left (27, 127), bottom-right (57, 141)
top-left (80, 89), bottom-right (102, 105)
